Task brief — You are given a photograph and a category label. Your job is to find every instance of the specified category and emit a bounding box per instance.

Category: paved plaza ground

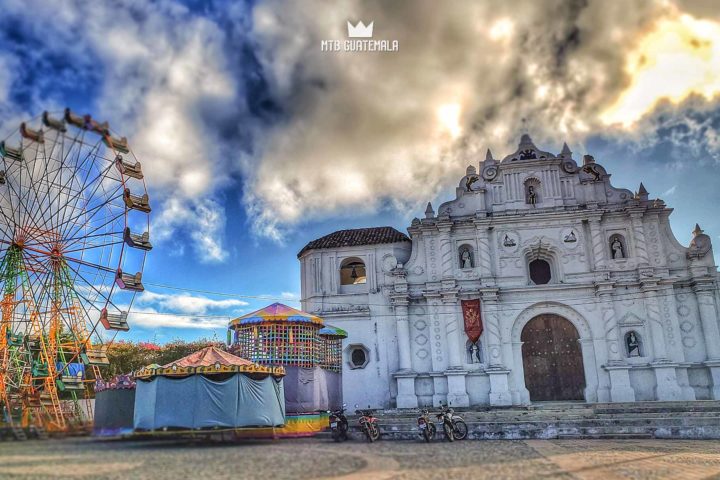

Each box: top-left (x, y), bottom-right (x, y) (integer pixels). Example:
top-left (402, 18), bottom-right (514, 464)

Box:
top-left (1, 437), bottom-right (720, 479)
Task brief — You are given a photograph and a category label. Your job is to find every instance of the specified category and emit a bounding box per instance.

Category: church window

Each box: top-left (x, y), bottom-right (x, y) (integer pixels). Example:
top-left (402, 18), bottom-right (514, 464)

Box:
top-left (348, 344), bottom-right (370, 369)
top-left (459, 245), bottom-right (474, 269)
top-left (625, 331), bottom-right (642, 357)
top-left (340, 258), bottom-right (367, 285)
top-left (609, 234), bottom-right (626, 260)
top-left (529, 259), bottom-right (552, 285)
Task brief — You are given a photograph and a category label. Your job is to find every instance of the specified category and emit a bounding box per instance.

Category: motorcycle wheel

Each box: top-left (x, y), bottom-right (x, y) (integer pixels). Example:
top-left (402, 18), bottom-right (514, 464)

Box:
top-left (428, 423), bottom-right (437, 440)
top-left (422, 426), bottom-right (431, 443)
top-left (443, 422), bottom-right (455, 442)
top-left (453, 420), bottom-right (468, 440)
top-left (369, 423), bottom-right (380, 442)
top-left (340, 423), bottom-right (349, 441)
top-left (332, 429), bottom-right (340, 442)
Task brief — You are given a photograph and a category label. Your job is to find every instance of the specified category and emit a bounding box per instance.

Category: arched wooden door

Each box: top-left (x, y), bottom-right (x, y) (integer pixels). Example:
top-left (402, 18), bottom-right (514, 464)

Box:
top-left (521, 314), bottom-right (586, 401)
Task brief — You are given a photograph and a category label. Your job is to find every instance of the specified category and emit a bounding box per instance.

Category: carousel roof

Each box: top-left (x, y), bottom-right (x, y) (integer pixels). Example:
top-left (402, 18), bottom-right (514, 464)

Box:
top-left (161, 346), bottom-right (254, 368)
top-left (228, 302), bottom-right (324, 327)
top-left (134, 346), bottom-right (285, 379)
top-left (318, 325), bottom-right (348, 338)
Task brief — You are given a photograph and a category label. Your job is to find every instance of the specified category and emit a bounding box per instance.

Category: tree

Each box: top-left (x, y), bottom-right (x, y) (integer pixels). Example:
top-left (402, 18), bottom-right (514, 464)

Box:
top-left (104, 339), bottom-right (226, 378)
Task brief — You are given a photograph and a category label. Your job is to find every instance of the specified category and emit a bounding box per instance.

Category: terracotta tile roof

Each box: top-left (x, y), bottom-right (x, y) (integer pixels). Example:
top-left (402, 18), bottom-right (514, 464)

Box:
top-left (298, 226), bottom-right (410, 257)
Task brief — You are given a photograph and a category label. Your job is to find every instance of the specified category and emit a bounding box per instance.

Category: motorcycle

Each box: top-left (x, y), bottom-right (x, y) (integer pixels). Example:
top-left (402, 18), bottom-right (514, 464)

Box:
top-left (438, 403), bottom-right (468, 441)
top-left (417, 408), bottom-right (436, 442)
top-left (436, 405), bottom-right (455, 442)
top-left (328, 404), bottom-right (349, 442)
top-left (355, 406), bottom-right (380, 443)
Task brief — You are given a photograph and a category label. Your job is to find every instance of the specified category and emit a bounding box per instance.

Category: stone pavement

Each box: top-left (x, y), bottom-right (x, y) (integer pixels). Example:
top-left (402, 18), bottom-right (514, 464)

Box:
top-left (1, 437), bottom-right (720, 479)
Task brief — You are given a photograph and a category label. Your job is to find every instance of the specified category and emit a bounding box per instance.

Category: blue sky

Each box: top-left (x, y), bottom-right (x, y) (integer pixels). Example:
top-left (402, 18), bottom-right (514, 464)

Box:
top-left (1, 0), bottom-right (719, 343)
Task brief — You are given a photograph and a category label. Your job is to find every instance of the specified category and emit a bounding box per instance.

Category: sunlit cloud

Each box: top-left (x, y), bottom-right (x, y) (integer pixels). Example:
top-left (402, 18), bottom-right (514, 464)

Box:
top-left (602, 11), bottom-right (720, 126)
top-left (136, 289), bottom-right (248, 316)
top-left (436, 103), bottom-right (463, 139)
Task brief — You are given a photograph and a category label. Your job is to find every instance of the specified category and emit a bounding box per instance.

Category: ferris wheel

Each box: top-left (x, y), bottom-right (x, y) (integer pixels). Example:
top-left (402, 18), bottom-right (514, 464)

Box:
top-left (0, 109), bottom-right (151, 432)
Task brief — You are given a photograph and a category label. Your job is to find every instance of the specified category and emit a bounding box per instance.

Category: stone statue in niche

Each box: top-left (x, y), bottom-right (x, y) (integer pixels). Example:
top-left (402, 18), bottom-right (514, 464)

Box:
top-left (459, 247), bottom-right (474, 269)
top-left (626, 331), bottom-right (640, 357)
top-left (527, 186), bottom-right (537, 205)
top-left (610, 235), bottom-right (625, 259)
top-left (467, 341), bottom-right (482, 363)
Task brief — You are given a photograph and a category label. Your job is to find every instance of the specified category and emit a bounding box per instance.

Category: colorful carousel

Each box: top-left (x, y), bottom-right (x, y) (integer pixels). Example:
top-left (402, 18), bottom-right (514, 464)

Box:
top-left (133, 346), bottom-right (285, 434)
top-left (229, 303), bottom-right (347, 437)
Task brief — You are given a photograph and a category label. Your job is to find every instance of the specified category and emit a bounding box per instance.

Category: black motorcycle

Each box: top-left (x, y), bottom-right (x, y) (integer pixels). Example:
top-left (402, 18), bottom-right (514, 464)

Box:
top-left (328, 404), bottom-right (349, 442)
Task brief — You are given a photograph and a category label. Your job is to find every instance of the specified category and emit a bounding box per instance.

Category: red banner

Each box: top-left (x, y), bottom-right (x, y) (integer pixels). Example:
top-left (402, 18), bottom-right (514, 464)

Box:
top-left (462, 299), bottom-right (483, 343)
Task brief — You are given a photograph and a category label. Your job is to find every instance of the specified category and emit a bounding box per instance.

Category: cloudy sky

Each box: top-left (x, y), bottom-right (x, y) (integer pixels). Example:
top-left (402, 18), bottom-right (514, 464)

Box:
top-left (1, 0), bottom-right (719, 342)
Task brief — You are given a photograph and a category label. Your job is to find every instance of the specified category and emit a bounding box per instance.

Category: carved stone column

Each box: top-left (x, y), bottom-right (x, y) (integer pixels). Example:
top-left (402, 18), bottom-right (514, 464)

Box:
top-left (424, 292), bottom-right (448, 406)
top-left (586, 216), bottom-right (606, 271)
top-left (438, 223), bottom-right (454, 280)
top-left (392, 297), bottom-right (413, 372)
top-left (694, 282), bottom-right (720, 399)
top-left (441, 290), bottom-right (469, 407)
top-left (644, 284), bottom-right (683, 400)
top-left (474, 221), bottom-right (493, 280)
top-left (391, 275), bottom-right (417, 408)
top-left (480, 288), bottom-right (512, 406)
top-left (598, 284), bottom-right (635, 402)
top-left (630, 211), bottom-right (650, 266)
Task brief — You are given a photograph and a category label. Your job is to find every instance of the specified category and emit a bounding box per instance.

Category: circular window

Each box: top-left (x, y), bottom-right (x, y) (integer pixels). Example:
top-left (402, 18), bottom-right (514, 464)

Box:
top-left (351, 349), bottom-right (366, 367)
top-left (347, 344), bottom-right (370, 369)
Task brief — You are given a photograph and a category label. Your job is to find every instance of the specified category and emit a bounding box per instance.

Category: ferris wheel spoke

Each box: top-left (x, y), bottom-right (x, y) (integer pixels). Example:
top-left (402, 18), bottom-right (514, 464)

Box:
top-left (46, 127), bottom-right (91, 234)
top-left (62, 259), bottom-right (119, 311)
top-left (63, 205), bottom-right (125, 245)
top-left (61, 252), bottom-right (116, 274)
top-left (56, 149), bottom-right (117, 221)
top-left (56, 162), bottom-right (123, 240)
top-left (49, 132), bottom-right (104, 236)
top-left (57, 187), bottom-right (123, 242)
top-left (2, 166), bottom-right (47, 238)
top-left (60, 214), bottom-right (126, 252)
top-left (62, 240), bottom-right (124, 255)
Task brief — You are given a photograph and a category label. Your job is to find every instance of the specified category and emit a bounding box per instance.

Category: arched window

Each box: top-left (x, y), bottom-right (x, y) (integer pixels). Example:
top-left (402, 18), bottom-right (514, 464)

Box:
top-left (609, 234), bottom-right (626, 260)
top-left (340, 258), bottom-right (366, 285)
top-left (458, 245), bottom-right (474, 269)
top-left (625, 331), bottom-right (642, 357)
top-left (466, 339), bottom-right (483, 364)
top-left (529, 259), bottom-right (552, 285)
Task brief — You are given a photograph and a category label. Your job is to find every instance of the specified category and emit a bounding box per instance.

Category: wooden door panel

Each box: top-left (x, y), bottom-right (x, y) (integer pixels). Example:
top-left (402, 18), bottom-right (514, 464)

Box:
top-left (521, 315), bottom-right (585, 401)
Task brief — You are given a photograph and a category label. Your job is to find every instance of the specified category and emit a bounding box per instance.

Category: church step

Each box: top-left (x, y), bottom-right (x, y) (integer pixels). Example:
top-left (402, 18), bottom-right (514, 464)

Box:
top-left (557, 432), bottom-right (653, 439)
top-left (353, 422), bottom-right (720, 440)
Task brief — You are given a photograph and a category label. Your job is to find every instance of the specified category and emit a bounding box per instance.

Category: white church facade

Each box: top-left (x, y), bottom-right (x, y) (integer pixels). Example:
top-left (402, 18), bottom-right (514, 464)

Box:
top-left (298, 135), bottom-right (720, 408)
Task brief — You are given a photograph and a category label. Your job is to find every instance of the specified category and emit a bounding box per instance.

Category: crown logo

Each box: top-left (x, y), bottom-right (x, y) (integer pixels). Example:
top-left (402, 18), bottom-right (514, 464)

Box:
top-left (347, 20), bottom-right (373, 38)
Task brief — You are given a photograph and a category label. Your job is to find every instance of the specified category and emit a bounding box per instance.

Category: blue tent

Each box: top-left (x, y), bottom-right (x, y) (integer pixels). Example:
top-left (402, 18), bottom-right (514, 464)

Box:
top-left (133, 347), bottom-right (286, 431)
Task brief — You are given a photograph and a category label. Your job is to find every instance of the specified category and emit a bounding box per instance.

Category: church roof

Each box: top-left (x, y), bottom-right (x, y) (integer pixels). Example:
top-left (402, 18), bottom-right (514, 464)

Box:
top-left (298, 226), bottom-right (410, 257)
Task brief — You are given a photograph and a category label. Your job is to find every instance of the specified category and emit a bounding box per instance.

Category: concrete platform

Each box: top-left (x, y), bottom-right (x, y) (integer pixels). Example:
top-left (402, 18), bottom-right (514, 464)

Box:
top-left (338, 401), bottom-right (720, 440)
